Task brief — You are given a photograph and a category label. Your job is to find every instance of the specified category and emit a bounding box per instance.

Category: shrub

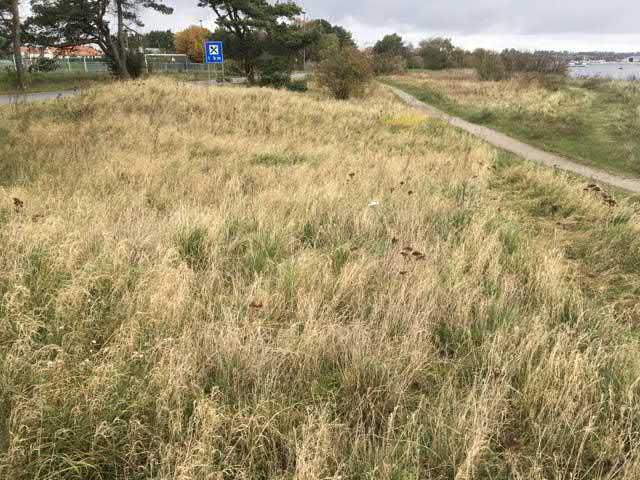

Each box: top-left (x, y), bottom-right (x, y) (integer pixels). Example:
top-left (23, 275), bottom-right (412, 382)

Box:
top-left (501, 50), bottom-right (567, 76)
top-left (0, 67), bottom-right (21, 89)
top-left (316, 47), bottom-right (373, 100)
top-left (28, 58), bottom-right (58, 73)
top-left (421, 46), bottom-right (448, 70)
top-left (517, 72), bottom-right (567, 91)
top-left (581, 77), bottom-right (609, 91)
top-left (106, 51), bottom-right (146, 79)
top-left (222, 58), bottom-right (244, 77)
top-left (258, 57), bottom-right (293, 89)
top-left (372, 53), bottom-right (406, 75)
top-left (407, 55), bottom-right (425, 70)
top-left (474, 49), bottom-right (568, 82)
top-left (475, 51), bottom-right (509, 81)
top-left (286, 79), bottom-right (308, 92)
top-left (125, 52), bottom-right (146, 79)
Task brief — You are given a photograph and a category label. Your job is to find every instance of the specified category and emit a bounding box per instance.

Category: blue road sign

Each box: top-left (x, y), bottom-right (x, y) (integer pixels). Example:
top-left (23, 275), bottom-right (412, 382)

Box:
top-left (204, 41), bottom-right (224, 64)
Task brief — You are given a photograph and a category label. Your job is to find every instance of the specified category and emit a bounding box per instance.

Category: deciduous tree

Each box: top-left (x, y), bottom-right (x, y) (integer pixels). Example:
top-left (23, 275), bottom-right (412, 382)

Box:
top-left (418, 37), bottom-right (455, 70)
top-left (316, 46), bottom-right (373, 99)
top-left (373, 33), bottom-right (408, 58)
top-left (175, 25), bottom-right (211, 62)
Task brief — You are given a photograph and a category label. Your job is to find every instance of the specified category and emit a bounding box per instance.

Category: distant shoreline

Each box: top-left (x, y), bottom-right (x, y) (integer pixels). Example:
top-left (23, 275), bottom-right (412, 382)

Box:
top-left (568, 63), bottom-right (640, 80)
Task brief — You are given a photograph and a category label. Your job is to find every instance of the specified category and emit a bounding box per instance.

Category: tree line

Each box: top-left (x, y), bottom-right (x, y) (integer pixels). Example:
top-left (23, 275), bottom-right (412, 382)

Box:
top-left (370, 33), bottom-right (567, 79)
top-left (1, 1), bottom-right (568, 94)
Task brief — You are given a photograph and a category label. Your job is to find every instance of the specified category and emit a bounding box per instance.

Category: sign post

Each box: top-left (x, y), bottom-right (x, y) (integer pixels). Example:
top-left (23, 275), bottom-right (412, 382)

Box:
top-left (204, 41), bottom-right (224, 83)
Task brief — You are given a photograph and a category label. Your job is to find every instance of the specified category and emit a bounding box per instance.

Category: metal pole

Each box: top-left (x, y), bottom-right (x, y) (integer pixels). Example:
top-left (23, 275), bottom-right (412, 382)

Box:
top-left (83, 56), bottom-right (87, 73)
top-left (67, 57), bottom-right (71, 72)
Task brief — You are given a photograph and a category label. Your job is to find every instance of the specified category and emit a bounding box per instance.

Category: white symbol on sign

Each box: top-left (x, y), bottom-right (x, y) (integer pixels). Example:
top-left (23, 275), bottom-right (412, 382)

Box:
top-left (209, 45), bottom-right (219, 56)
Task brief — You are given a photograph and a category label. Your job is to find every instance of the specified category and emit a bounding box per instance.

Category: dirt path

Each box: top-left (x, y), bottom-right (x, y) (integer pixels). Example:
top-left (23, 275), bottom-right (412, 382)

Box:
top-left (389, 86), bottom-right (640, 194)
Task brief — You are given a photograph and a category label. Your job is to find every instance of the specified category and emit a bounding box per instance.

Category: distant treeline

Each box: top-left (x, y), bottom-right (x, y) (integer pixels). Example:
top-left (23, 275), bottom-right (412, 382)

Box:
top-left (370, 34), bottom-right (568, 80)
top-left (537, 50), bottom-right (640, 62)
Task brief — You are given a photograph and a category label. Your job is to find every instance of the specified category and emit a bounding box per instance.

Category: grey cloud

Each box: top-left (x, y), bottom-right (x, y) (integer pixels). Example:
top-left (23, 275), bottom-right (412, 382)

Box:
top-left (297, 0), bottom-right (640, 35)
top-left (143, 0), bottom-right (640, 51)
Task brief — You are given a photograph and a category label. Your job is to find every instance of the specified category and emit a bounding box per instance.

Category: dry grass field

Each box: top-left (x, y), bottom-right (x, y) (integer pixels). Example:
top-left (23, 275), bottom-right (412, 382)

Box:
top-left (386, 70), bottom-right (640, 176)
top-left (1, 79), bottom-right (640, 479)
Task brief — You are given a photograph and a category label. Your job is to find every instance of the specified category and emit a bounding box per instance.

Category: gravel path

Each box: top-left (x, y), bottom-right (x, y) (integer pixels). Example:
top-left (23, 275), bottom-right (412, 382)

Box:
top-left (390, 86), bottom-right (640, 194)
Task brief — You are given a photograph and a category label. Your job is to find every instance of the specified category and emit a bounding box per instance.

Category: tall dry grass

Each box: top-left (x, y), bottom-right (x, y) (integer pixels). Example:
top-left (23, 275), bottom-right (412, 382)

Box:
top-left (0, 79), bottom-right (639, 479)
top-left (388, 69), bottom-right (591, 122)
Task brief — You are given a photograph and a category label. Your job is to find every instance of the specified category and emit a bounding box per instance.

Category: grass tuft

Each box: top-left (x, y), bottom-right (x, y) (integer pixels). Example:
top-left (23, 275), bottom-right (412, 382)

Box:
top-left (252, 151), bottom-right (310, 166)
top-left (176, 226), bottom-right (211, 271)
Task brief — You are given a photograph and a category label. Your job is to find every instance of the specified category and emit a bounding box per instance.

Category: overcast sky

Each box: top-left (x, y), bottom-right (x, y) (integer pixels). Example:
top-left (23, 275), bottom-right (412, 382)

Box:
top-left (144, 1), bottom-right (640, 52)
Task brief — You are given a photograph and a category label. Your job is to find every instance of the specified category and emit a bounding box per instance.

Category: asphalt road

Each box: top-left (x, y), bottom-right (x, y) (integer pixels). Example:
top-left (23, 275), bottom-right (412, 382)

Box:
top-left (390, 86), bottom-right (640, 194)
top-left (0, 89), bottom-right (81, 105)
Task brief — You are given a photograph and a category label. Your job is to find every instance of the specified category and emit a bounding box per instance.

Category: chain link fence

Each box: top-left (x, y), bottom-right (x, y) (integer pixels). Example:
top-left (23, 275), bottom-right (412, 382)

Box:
top-left (1, 56), bottom-right (225, 76)
top-left (1, 57), bottom-right (109, 74)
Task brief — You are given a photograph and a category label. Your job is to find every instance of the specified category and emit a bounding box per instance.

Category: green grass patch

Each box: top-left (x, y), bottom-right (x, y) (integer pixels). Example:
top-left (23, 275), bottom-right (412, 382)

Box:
top-left (387, 75), bottom-right (640, 177)
top-left (176, 226), bottom-right (211, 271)
top-left (252, 152), bottom-right (310, 166)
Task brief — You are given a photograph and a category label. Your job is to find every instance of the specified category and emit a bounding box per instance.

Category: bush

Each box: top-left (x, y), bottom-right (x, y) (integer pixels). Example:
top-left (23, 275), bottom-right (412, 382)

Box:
top-left (372, 53), bottom-right (406, 75)
top-left (106, 51), bottom-right (146, 79)
top-left (501, 50), bottom-right (567, 76)
top-left (222, 59), bottom-right (244, 77)
top-left (258, 57), bottom-right (292, 89)
top-left (286, 79), bottom-right (308, 92)
top-left (28, 58), bottom-right (58, 73)
top-left (316, 47), bottom-right (373, 100)
top-left (517, 72), bottom-right (567, 91)
top-left (475, 49), bottom-right (568, 82)
top-left (581, 77), bottom-right (609, 91)
top-left (421, 46), bottom-right (448, 70)
top-left (1, 67), bottom-right (21, 88)
top-left (407, 55), bottom-right (425, 70)
top-left (126, 52), bottom-right (146, 79)
top-left (475, 51), bottom-right (509, 81)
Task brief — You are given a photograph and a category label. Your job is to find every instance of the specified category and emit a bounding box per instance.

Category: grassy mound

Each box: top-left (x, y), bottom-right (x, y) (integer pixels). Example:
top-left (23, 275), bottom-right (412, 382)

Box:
top-left (1, 79), bottom-right (640, 479)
